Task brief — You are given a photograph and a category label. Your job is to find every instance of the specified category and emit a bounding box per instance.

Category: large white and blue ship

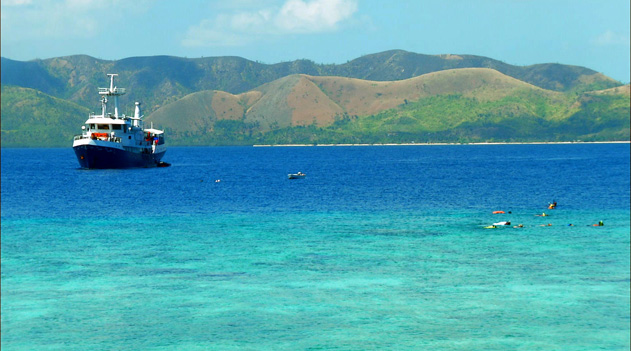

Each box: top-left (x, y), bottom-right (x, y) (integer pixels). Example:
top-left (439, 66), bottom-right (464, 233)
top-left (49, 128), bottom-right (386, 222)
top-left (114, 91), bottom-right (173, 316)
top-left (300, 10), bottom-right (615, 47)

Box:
top-left (73, 74), bottom-right (167, 169)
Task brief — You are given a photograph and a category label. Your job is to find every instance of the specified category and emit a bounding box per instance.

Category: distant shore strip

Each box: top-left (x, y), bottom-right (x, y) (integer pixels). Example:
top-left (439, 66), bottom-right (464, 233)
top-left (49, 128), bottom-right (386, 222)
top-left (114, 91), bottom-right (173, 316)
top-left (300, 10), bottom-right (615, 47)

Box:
top-left (253, 141), bottom-right (630, 147)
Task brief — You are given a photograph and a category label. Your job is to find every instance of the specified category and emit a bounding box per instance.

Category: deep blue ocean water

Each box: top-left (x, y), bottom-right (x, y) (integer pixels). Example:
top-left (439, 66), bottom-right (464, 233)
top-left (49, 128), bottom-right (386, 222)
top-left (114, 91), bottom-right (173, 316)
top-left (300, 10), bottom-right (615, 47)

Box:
top-left (2, 143), bottom-right (630, 350)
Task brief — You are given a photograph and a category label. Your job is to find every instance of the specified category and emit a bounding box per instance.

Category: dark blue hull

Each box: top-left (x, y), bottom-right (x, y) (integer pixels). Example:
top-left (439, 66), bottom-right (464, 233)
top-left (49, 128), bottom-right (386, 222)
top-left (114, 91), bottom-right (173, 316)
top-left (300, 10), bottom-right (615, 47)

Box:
top-left (74, 145), bottom-right (165, 169)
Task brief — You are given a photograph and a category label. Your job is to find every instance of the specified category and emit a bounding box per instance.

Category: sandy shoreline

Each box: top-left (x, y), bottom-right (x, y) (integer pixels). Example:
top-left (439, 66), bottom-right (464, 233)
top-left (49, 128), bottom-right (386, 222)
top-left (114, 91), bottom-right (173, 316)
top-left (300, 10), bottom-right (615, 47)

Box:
top-left (253, 141), bottom-right (630, 147)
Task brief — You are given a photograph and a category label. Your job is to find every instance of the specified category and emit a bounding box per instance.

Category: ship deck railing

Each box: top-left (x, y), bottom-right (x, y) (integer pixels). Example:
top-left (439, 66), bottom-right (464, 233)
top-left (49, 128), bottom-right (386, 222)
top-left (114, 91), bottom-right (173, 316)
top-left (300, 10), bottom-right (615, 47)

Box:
top-left (74, 134), bottom-right (156, 147)
top-left (74, 134), bottom-right (122, 143)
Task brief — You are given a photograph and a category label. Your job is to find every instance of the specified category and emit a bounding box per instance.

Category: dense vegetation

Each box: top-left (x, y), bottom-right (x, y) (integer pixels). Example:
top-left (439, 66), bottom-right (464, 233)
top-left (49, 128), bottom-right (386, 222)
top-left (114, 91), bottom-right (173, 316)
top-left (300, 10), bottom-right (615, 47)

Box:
top-left (1, 85), bottom-right (89, 147)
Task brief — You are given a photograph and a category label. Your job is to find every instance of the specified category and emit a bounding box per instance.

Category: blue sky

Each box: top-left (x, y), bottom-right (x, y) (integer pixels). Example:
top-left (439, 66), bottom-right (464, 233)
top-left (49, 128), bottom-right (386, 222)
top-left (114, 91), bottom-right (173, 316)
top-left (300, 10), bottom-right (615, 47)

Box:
top-left (1, 0), bottom-right (629, 82)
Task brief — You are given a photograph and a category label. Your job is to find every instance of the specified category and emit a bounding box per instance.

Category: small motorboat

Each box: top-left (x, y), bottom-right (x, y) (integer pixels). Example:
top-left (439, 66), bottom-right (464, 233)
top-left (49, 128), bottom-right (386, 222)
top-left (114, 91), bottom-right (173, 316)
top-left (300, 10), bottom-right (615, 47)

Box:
top-left (288, 172), bottom-right (306, 179)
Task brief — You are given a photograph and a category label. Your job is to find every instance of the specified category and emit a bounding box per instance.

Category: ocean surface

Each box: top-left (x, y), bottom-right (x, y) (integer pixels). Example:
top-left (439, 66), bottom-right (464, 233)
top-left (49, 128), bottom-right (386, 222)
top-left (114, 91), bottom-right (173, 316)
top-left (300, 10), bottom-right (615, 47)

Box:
top-left (2, 143), bottom-right (630, 351)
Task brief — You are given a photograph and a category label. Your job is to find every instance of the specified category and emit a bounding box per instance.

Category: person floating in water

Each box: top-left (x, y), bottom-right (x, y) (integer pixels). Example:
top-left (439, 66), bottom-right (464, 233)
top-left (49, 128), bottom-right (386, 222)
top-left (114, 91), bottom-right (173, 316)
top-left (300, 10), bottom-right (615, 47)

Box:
top-left (548, 201), bottom-right (557, 209)
top-left (536, 212), bottom-right (549, 217)
top-left (592, 221), bottom-right (604, 226)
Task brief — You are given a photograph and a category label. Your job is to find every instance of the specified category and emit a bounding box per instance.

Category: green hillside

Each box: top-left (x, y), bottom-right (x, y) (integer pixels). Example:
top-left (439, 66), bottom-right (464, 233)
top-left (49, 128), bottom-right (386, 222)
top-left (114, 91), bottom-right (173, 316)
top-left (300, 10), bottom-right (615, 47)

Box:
top-left (1, 85), bottom-right (90, 147)
top-left (317, 92), bottom-right (628, 144)
top-left (555, 90), bottom-right (631, 141)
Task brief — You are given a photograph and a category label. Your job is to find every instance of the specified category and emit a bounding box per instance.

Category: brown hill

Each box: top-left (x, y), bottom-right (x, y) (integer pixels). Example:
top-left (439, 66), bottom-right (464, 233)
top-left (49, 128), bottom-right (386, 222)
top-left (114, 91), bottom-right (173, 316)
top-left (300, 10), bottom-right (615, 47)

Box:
top-left (285, 75), bottom-right (344, 127)
top-left (148, 68), bottom-right (566, 134)
top-left (309, 68), bottom-right (557, 117)
top-left (151, 89), bottom-right (262, 134)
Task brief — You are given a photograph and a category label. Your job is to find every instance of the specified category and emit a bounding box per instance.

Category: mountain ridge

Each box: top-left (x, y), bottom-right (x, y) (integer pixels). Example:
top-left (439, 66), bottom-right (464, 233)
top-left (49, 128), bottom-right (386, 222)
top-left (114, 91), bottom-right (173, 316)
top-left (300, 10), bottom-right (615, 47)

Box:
top-left (1, 50), bottom-right (628, 147)
top-left (1, 50), bottom-right (622, 115)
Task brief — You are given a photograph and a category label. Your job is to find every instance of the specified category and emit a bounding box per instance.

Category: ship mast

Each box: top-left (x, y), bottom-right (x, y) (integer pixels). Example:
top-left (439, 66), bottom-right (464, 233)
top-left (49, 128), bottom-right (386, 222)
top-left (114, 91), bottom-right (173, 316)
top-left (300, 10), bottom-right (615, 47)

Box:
top-left (98, 74), bottom-right (126, 118)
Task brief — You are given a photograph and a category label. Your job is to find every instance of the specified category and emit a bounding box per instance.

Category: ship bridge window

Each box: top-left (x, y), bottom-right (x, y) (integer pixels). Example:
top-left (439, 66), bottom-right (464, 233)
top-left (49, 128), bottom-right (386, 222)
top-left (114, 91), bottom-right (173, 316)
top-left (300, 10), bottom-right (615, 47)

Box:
top-left (97, 124), bottom-right (110, 130)
top-left (90, 124), bottom-right (96, 129)
top-left (112, 124), bottom-right (122, 130)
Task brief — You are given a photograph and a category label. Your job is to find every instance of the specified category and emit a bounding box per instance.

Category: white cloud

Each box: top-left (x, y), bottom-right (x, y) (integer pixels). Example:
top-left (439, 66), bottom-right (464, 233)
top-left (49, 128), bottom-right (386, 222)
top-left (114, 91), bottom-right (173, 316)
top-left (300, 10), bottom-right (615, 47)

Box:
top-left (592, 30), bottom-right (630, 46)
top-left (232, 10), bottom-right (274, 32)
top-left (182, 0), bottom-right (358, 48)
top-left (1, 0), bottom-right (33, 6)
top-left (275, 0), bottom-right (358, 33)
top-left (182, 16), bottom-right (255, 47)
top-left (1, 0), bottom-right (149, 41)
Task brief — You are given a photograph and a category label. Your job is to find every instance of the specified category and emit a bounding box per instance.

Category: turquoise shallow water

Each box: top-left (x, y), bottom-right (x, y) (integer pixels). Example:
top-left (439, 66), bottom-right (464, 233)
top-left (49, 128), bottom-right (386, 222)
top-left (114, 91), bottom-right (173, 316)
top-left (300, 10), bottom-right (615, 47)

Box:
top-left (2, 144), bottom-right (630, 350)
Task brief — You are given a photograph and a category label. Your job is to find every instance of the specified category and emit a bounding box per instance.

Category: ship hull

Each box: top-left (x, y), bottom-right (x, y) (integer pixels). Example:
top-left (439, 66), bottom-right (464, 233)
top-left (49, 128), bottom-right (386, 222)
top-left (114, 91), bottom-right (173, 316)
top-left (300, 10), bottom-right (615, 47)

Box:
top-left (74, 144), bottom-right (165, 169)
